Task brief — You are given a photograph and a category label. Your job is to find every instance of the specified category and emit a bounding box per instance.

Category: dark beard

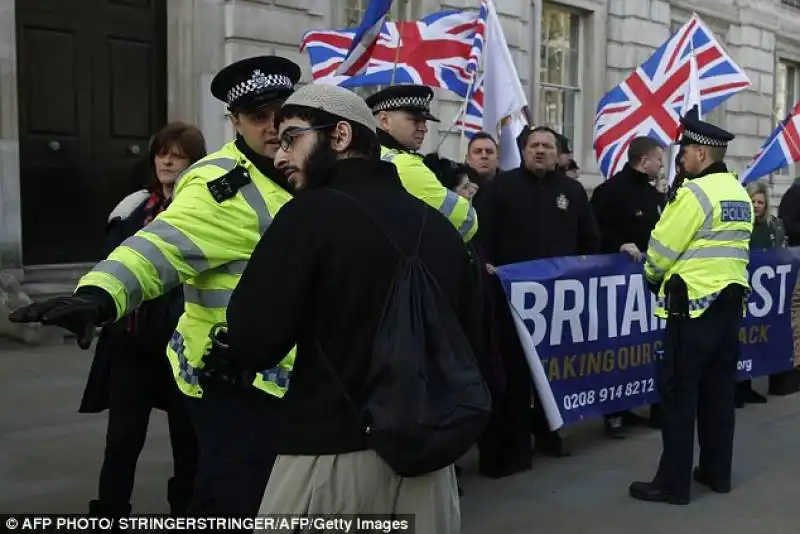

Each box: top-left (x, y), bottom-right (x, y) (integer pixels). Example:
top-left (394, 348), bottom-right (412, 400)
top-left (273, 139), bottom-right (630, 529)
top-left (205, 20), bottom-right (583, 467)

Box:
top-left (298, 138), bottom-right (339, 192)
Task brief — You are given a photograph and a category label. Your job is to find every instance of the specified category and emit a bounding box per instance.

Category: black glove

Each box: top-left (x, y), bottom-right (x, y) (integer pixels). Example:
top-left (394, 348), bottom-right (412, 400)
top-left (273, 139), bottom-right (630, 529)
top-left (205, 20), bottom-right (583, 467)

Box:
top-left (8, 287), bottom-right (115, 349)
top-left (198, 326), bottom-right (254, 391)
top-left (646, 279), bottom-right (661, 295)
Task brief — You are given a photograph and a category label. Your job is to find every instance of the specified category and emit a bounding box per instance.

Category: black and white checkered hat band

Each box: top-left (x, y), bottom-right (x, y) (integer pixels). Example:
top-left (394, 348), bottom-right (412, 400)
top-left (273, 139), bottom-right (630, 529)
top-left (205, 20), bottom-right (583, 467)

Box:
top-left (683, 129), bottom-right (727, 147)
top-left (373, 96), bottom-right (431, 112)
top-left (226, 72), bottom-right (293, 104)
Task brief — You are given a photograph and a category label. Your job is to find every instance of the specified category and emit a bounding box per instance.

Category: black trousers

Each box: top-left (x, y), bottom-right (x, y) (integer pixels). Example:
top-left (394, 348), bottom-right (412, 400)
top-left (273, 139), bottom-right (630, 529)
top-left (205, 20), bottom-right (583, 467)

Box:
top-left (98, 353), bottom-right (198, 513)
top-left (185, 384), bottom-right (278, 522)
top-left (653, 287), bottom-right (742, 499)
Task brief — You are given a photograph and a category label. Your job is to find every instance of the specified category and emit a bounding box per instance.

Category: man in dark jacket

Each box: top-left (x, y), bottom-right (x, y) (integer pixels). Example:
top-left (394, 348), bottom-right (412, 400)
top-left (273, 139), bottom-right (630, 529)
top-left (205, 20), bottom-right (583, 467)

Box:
top-left (474, 126), bottom-right (601, 476)
top-left (220, 84), bottom-right (479, 533)
top-left (590, 135), bottom-right (667, 438)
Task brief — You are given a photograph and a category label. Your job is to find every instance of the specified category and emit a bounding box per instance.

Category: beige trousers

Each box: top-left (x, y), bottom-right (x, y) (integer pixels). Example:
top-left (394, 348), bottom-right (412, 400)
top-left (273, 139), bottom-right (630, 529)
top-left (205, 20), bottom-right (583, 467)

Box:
top-left (257, 450), bottom-right (460, 534)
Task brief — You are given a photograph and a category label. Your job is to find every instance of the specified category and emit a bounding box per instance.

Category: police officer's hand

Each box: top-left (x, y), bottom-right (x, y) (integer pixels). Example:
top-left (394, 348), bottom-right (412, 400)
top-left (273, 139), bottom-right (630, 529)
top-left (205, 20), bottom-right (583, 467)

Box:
top-left (198, 327), bottom-right (254, 390)
top-left (620, 243), bottom-right (643, 262)
top-left (8, 287), bottom-right (115, 350)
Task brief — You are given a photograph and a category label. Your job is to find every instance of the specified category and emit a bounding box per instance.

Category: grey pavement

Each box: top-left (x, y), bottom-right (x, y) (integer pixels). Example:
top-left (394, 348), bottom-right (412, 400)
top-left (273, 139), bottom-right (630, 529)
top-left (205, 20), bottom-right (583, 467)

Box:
top-left (1, 339), bottom-right (799, 533)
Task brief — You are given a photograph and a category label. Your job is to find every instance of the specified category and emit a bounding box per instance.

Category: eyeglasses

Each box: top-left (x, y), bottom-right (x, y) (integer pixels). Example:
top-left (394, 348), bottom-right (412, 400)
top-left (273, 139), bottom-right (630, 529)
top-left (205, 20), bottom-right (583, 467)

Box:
top-left (278, 124), bottom-right (335, 152)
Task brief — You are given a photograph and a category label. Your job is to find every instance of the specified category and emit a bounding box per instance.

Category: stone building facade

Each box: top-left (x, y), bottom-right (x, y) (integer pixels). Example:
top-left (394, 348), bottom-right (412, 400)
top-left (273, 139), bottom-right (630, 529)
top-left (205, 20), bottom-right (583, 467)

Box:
top-left (1, 0), bottom-right (799, 279)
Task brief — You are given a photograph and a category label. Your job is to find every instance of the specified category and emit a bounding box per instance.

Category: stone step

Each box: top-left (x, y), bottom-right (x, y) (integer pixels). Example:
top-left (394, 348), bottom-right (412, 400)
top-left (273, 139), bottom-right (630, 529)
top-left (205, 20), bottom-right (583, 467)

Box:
top-left (21, 263), bottom-right (92, 301)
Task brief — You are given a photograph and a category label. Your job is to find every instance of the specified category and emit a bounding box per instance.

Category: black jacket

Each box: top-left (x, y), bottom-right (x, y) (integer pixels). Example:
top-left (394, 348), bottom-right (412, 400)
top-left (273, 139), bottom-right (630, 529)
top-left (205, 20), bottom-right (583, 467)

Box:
top-left (590, 164), bottom-right (666, 254)
top-left (226, 158), bottom-right (481, 455)
top-left (779, 178), bottom-right (800, 246)
top-left (474, 166), bottom-right (601, 265)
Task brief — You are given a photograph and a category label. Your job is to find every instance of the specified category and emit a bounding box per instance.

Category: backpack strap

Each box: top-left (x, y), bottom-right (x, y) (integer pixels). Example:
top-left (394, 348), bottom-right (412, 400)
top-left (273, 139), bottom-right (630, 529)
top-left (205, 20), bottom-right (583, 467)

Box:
top-left (323, 188), bottom-right (428, 258)
top-left (315, 340), bottom-right (370, 436)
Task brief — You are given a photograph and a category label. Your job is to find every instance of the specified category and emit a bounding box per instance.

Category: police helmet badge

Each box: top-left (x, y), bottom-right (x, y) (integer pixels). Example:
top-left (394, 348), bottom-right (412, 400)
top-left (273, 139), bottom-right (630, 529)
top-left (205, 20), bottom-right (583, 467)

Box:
top-left (556, 194), bottom-right (569, 211)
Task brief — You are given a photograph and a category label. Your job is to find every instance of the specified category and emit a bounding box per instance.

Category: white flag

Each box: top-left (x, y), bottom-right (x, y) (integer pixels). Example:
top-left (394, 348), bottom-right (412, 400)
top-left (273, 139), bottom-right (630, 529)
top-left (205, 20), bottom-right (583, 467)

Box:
top-left (481, 0), bottom-right (528, 170)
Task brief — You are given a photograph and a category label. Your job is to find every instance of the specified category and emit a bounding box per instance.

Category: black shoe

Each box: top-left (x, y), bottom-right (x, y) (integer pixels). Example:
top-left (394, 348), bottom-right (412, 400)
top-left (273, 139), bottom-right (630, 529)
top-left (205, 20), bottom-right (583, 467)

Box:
top-left (628, 481), bottom-right (689, 505)
top-left (734, 394), bottom-right (745, 409)
top-left (743, 389), bottom-right (768, 404)
top-left (604, 417), bottom-right (626, 439)
top-left (693, 467), bottom-right (731, 493)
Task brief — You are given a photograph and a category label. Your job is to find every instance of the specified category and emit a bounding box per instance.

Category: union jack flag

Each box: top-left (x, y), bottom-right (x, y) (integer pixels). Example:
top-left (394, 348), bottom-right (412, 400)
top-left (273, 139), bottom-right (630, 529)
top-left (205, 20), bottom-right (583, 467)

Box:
top-left (593, 14), bottom-right (751, 179)
top-left (454, 74), bottom-right (485, 134)
top-left (740, 101), bottom-right (800, 185)
top-left (300, 9), bottom-right (484, 102)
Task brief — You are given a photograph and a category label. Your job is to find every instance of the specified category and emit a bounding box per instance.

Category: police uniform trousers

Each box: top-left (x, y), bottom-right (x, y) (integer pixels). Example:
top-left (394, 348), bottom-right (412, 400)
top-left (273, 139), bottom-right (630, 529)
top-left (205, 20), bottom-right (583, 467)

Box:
top-left (654, 284), bottom-right (744, 499)
top-left (91, 337), bottom-right (198, 516)
top-left (184, 383), bottom-right (278, 523)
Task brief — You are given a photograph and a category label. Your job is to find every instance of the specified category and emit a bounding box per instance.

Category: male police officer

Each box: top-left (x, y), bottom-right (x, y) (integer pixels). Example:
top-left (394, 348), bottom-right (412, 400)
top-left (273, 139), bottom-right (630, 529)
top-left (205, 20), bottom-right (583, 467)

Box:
top-left (630, 113), bottom-right (753, 505)
top-left (10, 56), bottom-right (301, 522)
top-left (365, 84), bottom-right (478, 241)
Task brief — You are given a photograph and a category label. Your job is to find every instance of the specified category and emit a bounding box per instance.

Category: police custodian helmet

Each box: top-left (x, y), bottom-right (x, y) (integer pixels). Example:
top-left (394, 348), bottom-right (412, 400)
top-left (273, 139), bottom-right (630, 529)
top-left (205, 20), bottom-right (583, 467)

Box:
top-left (210, 56), bottom-right (302, 112)
top-left (365, 84), bottom-right (440, 122)
top-left (678, 106), bottom-right (735, 148)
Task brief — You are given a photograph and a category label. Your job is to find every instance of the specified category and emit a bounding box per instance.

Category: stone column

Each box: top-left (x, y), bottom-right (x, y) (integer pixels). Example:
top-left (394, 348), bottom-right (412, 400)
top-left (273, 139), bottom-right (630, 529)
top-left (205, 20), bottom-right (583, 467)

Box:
top-left (0, 0), bottom-right (22, 271)
top-left (166, 0), bottom-right (228, 152)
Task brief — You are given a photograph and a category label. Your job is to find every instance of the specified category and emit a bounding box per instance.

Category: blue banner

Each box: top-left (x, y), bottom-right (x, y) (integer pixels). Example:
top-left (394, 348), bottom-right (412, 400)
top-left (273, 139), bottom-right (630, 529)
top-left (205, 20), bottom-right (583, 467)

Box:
top-left (497, 247), bottom-right (800, 428)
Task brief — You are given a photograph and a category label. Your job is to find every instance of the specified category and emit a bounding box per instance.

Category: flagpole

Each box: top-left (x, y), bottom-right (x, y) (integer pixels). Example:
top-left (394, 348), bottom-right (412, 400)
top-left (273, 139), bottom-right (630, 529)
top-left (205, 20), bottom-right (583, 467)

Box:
top-left (389, 0), bottom-right (407, 85)
top-left (435, 76), bottom-right (477, 151)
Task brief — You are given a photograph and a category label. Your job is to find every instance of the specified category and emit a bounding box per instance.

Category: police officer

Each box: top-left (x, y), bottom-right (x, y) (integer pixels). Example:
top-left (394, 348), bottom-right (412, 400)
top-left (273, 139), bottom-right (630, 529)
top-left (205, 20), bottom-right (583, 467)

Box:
top-left (365, 84), bottom-right (478, 241)
top-left (629, 113), bottom-right (753, 505)
top-left (9, 56), bottom-right (301, 522)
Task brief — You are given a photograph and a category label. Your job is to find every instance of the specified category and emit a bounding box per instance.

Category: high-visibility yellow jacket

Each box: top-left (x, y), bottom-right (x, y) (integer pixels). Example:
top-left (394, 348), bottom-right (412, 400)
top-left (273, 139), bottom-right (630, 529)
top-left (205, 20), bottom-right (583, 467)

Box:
top-left (77, 141), bottom-right (296, 398)
top-left (380, 146), bottom-right (478, 241)
top-left (645, 171), bottom-right (753, 318)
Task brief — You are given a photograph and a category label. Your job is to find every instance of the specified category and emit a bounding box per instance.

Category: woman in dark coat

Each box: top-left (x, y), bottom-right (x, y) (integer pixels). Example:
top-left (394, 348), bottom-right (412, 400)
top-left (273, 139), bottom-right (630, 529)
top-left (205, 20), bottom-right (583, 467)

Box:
top-left (81, 122), bottom-right (207, 517)
top-left (737, 180), bottom-right (788, 406)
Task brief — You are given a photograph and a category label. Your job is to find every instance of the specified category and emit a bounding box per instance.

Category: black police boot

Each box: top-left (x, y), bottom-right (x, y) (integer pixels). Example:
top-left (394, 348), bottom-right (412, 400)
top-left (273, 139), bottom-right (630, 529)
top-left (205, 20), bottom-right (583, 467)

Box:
top-left (692, 467), bottom-right (731, 493)
top-left (628, 481), bottom-right (689, 505)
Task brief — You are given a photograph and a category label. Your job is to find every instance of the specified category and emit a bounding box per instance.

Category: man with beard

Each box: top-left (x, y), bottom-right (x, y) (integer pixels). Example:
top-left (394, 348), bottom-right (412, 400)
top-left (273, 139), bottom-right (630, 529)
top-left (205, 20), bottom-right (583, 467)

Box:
top-left (474, 126), bottom-right (601, 476)
top-left (591, 136), bottom-right (666, 438)
top-left (9, 56), bottom-right (301, 524)
top-left (365, 85), bottom-right (478, 241)
top-left (221, 83), bottom-right (478, 533)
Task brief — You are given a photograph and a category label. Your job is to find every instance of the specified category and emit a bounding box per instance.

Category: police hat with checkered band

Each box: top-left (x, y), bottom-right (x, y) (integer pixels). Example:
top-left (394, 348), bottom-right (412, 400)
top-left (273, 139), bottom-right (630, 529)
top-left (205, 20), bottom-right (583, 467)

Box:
top-left (211, 56), bottom-right (301, 112)
top-left (678, 107), bottom-right (735, 148)
top-left (365, 84), bottom-right (440, 122)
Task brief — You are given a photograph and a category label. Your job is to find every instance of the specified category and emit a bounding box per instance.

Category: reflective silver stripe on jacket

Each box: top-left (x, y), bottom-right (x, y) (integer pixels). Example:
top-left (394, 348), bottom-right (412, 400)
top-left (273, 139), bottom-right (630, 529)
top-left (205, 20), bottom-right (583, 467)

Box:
top-left (184, 286), bottom-right (233, 309)
top-left (175, 157), bottom-right (238, 186)
top-left (457, 206), bottom-right (477, 238)
top-left (221, 260), bottom-right (248, 276)
top-left (439, 190), bottom-right (460, 219)
top-left (169, 330), bottom-right (292, 390)
top-left (93, 260), bottom-right (144, 315)
top-left (141, 219), bottom-right (209, 274)
top-left (684, 181), bottom-right (714, 230)
top-left (239, 182), bottom-right (275, 236)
